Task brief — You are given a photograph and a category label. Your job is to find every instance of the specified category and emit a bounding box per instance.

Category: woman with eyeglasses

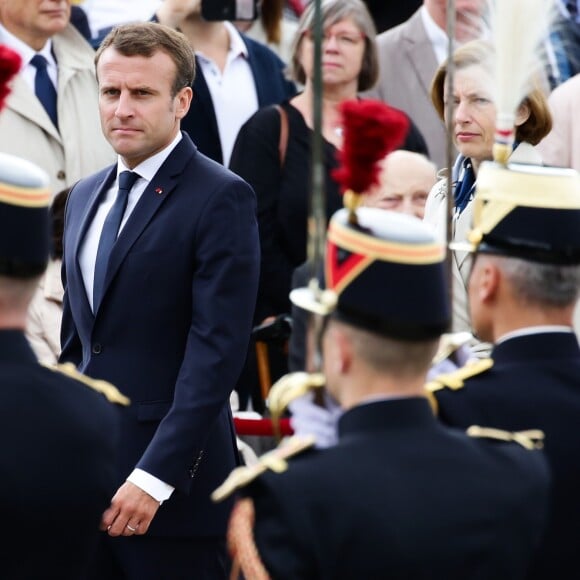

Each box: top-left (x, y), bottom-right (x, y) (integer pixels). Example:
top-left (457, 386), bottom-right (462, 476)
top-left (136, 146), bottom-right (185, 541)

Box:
top-left (229, 0), bottom-right (430, 329)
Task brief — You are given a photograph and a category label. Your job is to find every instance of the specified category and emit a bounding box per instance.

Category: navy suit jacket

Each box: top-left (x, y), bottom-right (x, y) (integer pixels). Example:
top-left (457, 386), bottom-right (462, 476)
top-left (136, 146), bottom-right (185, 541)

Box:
top-left (182, 34), bottom-right (297, 164)
top-left (60, 132), bottom-right (260, 537)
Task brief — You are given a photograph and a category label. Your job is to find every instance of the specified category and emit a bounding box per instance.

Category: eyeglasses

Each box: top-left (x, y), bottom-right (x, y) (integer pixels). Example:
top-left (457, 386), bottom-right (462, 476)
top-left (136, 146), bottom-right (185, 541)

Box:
top-left (303, 29), bottom-right (365, 48)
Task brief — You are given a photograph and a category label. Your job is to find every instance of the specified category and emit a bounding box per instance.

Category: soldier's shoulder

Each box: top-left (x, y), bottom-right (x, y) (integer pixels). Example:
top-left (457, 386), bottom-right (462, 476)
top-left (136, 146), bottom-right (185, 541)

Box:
top-left (43, 362), bottom-right (130, 406)
top-left (426, 358), bottom-right (493, 394)
top-left (465, 425), bottom-right (545, 450)
top-left (212, 435), bottom-right (316, 503)
top-left (425, 358), bottom-right (493, 413)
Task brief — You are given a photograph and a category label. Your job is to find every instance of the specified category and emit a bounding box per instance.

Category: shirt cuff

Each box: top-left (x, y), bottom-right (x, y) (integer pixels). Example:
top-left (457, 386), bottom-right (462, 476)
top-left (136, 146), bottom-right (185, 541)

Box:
top-left (127, 468), bottom-right (174, 504)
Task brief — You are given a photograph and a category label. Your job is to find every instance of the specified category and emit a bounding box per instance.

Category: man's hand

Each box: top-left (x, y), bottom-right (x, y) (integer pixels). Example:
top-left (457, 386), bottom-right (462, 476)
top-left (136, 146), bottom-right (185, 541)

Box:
top-left (100, 481), bottom-right (161, 536)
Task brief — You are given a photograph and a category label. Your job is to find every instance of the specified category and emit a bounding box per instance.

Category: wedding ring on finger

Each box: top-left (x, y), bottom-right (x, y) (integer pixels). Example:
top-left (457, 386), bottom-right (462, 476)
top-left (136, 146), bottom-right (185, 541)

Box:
top-left (126, 523), bottom-right (137, 532)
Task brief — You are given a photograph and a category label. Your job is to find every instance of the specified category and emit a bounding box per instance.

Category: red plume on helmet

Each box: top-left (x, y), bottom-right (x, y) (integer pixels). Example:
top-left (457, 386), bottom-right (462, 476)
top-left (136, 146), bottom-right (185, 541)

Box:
top-left (331, 100), bottom-right (409, 221)
top-left (0, 45), bottom-right (22, 112)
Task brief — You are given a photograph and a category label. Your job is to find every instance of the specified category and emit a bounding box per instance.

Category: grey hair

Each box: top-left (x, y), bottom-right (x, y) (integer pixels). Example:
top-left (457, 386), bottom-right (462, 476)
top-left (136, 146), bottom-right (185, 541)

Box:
top-left (495, 255), bottom-right (580, 307)
top-left (289, 0), bottom-right (379, 91)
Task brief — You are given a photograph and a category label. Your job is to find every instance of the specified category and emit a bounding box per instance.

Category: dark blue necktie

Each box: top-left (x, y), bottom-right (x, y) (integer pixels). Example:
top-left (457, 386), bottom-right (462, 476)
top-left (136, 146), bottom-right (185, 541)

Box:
top-left (30, 54), bottom-right (58, 128)
top-left (93, 171), bottom-right (139, 311)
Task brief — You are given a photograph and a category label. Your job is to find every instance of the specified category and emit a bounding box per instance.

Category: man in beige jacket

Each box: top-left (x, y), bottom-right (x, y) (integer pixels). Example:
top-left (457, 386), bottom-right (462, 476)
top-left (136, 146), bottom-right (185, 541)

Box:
top-left (365, 0), bottom-right (486, 170)
top-left (0, 0), bottom-right (114, 196)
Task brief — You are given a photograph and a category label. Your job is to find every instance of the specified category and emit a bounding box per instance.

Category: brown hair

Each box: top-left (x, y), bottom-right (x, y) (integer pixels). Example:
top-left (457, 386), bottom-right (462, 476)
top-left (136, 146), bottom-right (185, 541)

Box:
top-left (290, 0), bottom-right (378, 92)
top-left (261, 0), bottom-right (284, 45)
top-left (95, 22), bottom-right (195, 97)
top-left (430, 39), bottom-right (552, 145)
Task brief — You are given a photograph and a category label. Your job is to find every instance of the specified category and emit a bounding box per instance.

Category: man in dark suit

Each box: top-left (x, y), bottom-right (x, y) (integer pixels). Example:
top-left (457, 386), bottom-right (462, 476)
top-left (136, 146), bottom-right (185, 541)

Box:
top-left (429, 162), bottom-right (580, 580)
top-left (0, 149), bottom-right (126, 578)
top-left (60, 22), bottom-right (260, 578)
top-left (214, 205), bottom-right (551, 579)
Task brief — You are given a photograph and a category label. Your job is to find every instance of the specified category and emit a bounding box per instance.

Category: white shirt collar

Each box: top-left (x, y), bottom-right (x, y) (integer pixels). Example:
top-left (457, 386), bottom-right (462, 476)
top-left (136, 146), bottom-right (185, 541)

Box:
top-left (0, 23), bottom-right (55, 67)
top-left (496, 325), bottom-right (575, 345)
top-left (117, 131), bottom-right (183, 181)
top-left (420, 5), bottom-right (450, 65)
top-left (224, 21), bottom-right (248, 59)
top-left (196, 21), bottom-right (248, 63)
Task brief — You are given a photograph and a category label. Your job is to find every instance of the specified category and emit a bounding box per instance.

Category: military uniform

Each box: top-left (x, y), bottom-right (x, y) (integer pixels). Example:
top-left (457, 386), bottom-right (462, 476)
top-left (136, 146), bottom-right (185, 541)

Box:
top-left (214, 203), bottom-right (551, 580)
top-left (0, 146), bottom-right (128, 579)
top-left (226, 398), bottom-right (549, 580)
top-left (431, 332), bottom-right (580, 580)
top-left (429, 161), bottom-right (580, 580)
top-left (1, 332), bottom-right (128, 579)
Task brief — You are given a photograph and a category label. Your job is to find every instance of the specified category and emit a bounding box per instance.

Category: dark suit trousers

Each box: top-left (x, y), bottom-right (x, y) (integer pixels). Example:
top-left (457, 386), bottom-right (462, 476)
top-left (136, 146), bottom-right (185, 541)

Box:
top-left (88, 533), bottom-right (228, 580)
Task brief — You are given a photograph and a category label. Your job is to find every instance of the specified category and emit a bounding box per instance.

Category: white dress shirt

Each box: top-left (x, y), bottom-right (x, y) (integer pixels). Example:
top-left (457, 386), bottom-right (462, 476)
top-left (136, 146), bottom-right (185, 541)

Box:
top-left (0, 25), bottom-right (58, 90)
top-left (420, 6), bottom-right (451, 65)
top-left (79, 132), bottom-right (184, 503)
top-left (196, 21), bottom-right (259, 167)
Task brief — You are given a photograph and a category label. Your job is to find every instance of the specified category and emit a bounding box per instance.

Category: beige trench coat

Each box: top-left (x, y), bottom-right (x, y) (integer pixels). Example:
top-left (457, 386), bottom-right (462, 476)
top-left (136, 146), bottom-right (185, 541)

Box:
top-left (0, 25), bottom-right (115, 197)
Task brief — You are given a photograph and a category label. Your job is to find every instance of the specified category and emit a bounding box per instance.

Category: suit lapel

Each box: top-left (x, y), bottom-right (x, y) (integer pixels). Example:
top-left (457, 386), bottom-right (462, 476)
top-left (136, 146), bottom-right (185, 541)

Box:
top-left (97, 135), bottom-right (196, 312)
top-left (402, 11), bottom-right (439, 95)
top-left (71, 167), bottom-right (116, 319)
top-left (193, 60), bottom-right (221, 147)
top-left (7, 76), bottom-right (62, 142)
top-left (243, 38), bottom-right (264, 104)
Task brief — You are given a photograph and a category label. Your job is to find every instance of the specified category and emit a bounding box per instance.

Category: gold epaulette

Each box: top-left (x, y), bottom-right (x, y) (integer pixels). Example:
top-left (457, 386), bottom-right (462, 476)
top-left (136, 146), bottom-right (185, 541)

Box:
top-left (43, 362), bottom-right (130, 406)
top-left (466, 425), bottom-right (545, 450)
top-left (426, 358), bottom-right (493, 393)
top-left (424, 358), bottom-right (493, 415)
top-left (212, 435), bottom-right (316, 503)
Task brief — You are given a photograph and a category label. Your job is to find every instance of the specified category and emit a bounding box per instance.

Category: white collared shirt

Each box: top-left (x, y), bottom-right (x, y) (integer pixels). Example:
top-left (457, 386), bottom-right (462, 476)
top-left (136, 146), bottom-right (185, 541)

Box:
top-left (0, 24), bottom-right (58, 89)
top-left (196, 21), bottom-right (259, 166)
top-left (420, 6), bottom-right (451, 65)
top-left (78, 132), bottom-right (183, 504)
top-left (496, 326), bottom-right (575, 345)
top-left (79, 132), bottom-right (182, 312)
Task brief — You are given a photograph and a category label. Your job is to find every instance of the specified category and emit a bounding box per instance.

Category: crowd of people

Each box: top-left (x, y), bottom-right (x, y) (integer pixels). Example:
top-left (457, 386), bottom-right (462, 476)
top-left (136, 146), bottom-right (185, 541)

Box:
top-left (1, 0), bottom-right (580, 578)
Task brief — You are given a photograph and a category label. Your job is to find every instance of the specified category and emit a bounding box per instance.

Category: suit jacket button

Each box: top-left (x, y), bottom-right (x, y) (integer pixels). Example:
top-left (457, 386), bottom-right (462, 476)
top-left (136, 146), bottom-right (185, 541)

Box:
top-left (92, 343), bottom-right (102, 354)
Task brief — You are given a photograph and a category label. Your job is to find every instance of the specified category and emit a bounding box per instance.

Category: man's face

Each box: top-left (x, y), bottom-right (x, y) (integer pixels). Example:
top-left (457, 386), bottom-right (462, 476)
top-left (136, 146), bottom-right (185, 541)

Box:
top-left (0, 0), bottom-right (70, 50)
top-left (97, 47), bottom-right (192, 169)
top-left (363, 152), bottom-right (437, 219)
top-left (426, 0), bottom-right (486, 42)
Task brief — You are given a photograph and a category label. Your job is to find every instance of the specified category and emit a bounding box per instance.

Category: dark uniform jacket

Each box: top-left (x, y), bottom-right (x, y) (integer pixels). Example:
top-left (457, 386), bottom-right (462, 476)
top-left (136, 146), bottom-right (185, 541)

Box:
top-left (431, 331), bottom-right (580, 580)
top-left (0, 329), bottom-right (120, 579)
top-left (242, 397), bottom-right (550, 579)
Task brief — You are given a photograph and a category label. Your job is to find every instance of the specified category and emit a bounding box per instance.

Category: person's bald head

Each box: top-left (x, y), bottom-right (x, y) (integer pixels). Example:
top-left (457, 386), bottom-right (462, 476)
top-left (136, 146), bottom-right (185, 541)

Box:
top-left (364, 150), bottom-right (437, 219)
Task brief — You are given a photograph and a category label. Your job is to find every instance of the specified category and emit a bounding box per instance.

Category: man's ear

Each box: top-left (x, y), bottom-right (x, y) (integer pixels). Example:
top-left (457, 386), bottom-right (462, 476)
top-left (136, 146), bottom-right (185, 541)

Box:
top-left (514, 100), bottom-right (531, 127)
top-left (175, 86), bottom-right (193, 119)
top-left (478, 258), bottom-right (501, 303)
top-left (331, 324), bottom-right (354, 375)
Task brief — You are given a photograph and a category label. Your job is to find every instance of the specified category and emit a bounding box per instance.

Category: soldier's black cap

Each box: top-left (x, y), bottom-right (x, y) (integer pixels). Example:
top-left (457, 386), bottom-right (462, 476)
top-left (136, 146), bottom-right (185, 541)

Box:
top-left (453, 162), bottom-right (580, 264)
top-left (0, 152), bottom-right (51, 278)
top-left (291, 207), bottom-right (451, 341)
